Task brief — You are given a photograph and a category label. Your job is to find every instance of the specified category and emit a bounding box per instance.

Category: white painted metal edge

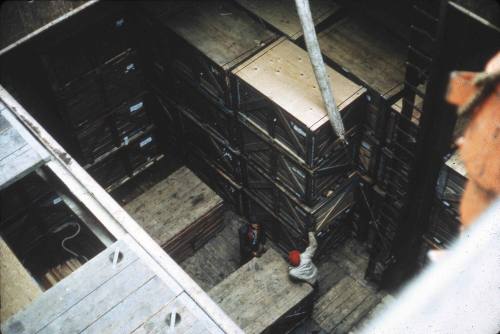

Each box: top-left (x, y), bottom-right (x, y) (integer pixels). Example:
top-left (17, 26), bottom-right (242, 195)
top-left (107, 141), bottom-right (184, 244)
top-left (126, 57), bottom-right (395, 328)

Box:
top-left (0, 85), bottom-right (243, 334)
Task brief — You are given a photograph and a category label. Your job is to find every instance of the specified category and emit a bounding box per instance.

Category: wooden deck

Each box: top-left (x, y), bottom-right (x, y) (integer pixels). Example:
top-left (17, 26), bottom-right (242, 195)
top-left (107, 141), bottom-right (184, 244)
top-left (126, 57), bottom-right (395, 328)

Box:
top-left (181, 216), bottom-right (387, 334)
top-left (1, 235), bottom-right (225, 334)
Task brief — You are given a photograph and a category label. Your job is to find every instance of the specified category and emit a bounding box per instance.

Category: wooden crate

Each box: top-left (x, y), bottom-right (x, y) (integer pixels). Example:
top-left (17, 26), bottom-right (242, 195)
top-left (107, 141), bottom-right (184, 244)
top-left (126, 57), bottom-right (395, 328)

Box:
top-left (357, 130), bottom-right (381, 181)
top-left (234, 0), bottom-right (342, 40)
top-left (246, 162), bottom-right (358, 233)
top-left (318, 14), bottom-right (407, 102)
top-left (72, 115), bottom-right (115, 165)
top-left (178, 106), bottom-right (246, 183)
top-left (101, 50), bottom-right (146, 109)
top-left (153, 0), bottom-right (277, 107)
top-left (233, 38), bottom-right (366, 168)
top-left (175, 81), bottom-right (240, 146)
top-left (124, 166), bottom-right (225, 262)
top-left (241, 119), bottom-right (361, 206)
top-left (185, 143), bottom-right (246, 215)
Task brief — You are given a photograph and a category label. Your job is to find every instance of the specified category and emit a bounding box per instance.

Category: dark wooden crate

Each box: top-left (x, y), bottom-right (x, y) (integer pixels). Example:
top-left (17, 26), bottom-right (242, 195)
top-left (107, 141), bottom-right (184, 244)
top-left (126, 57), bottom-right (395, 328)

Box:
top-left (101, 50), bottom-right (146, 109)
top-left (185, 144), bottom-right (246, 215)
top-left (357, 130), bottom-right (381, 181)
top-left (111, 93), bottom-right (152, 143)
top-left (152, 0), bottom-right (277, 107)
top-left (73, 115), bottom-right (116, 165)
top-left (241, 119), bottom-right (360, 206)
top-left (0, 172), bottom-right (52, 226)
top-left (243, 190), bottom-right (352, 255)
top-left (56, 71), bottom-right (106, 129)
top-left (175, 80), bottom-right (240, 146)
top-left (424, 200), bottom-right (461, 249)
top-left (435, 153), bottom-right (466, 215)
top-left (178, 106), bottom-right (246, 183)
top-left (87, 153), bottom-right (128, 189)
top-left (92, 12), bottom-right (138, 66)
top-left (233, 38), bottom-right (366, 168)
top-left (123, 129), bottom-right (160, 172)
top-left (243, 190), bottom-right (307, 253)
top-left (246, 162), bottom-right (359, 233)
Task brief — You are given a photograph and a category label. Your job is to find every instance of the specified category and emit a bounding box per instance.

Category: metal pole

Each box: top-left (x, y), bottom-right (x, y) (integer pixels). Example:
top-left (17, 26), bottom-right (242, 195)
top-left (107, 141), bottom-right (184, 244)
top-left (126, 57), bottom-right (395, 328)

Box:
top-left (295, 0), bottom-right (346, 142)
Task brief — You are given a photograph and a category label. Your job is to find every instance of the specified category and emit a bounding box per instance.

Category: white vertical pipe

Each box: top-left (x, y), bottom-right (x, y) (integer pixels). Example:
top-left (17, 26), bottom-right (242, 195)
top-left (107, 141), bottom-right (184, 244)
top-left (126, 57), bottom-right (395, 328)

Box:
top-left (295, 0), bottom-right (346, 142)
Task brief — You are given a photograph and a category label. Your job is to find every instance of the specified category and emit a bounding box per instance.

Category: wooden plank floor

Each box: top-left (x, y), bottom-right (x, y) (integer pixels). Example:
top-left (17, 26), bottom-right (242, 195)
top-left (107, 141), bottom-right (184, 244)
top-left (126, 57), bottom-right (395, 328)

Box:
top-left (180, 211), bottom-right (244, 291)
top-left (180, 216), bottom-right (387, 333)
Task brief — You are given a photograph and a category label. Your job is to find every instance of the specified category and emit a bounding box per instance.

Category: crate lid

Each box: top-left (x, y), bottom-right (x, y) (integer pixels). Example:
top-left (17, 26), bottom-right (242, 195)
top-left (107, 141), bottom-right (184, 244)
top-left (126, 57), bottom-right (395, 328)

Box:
top-left (234, 0), bottom-right (342, 41)
top-left (445, 151), bottom-right (467, 178)
top-left (318, 15), bottom-right (406, 98)
top-left (160, 0), bottom-right (277, 70)
top-left (233, 37), bottom-right (365, 131)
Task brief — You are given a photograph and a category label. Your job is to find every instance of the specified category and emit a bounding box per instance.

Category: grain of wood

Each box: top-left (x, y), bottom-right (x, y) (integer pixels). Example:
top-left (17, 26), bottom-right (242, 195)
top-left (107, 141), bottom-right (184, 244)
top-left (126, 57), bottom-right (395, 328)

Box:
top-left (333, 293), bottom-right (381, 334)
top-left (209, 248), bottom-right (312, 334)
top-left (318, 15), bottom-right (406, 97)
top-left (317, 280), bottom-right (371, 333)
top-left (124, 167), bottom-right (223, 249)
top-left (0, 238), bottom-right (42, 322)
top-left (162, 0), bottom-right (277, 70)
top-left (235, 0), bottom-right (341, 40)
top-left (1, 239), bottom-right (137, 334)
top-left (38, 259), bottom-right (155, 334)
top-left (132, 292), bottom-right (223, 334)
top-left (233, 38), bottom-right (364, 130)
top-left (82, 276), bottom-right (178, 334)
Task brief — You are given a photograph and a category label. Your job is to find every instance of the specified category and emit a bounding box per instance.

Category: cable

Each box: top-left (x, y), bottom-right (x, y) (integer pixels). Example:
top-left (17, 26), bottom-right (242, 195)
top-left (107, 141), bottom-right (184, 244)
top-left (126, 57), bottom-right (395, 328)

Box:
top-left (53, 222), bottom-right (89, 263)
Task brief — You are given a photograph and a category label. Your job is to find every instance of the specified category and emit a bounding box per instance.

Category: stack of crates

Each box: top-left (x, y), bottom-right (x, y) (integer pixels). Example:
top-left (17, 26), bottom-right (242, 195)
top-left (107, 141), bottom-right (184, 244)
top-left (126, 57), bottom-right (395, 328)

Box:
top-left (317, 12), bottom-right (407, 184)
top-left (233, 38), bottom-right (366, 251)
top-left (41, 10), bottom-right (163, 191)
top-left (143, 0), bottom-right (364, 252)
top-left (144, 0), bottom-right (277, 215)
top-left (417, 152), bottom-right (466, 265)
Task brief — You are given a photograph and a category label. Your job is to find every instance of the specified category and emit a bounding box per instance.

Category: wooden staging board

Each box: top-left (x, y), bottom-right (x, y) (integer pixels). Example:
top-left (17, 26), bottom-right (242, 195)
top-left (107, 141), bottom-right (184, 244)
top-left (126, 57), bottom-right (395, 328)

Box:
top-left (1, 235), bottom-right (223, 334)
top-left (209, 248), bottom-right (313, 334)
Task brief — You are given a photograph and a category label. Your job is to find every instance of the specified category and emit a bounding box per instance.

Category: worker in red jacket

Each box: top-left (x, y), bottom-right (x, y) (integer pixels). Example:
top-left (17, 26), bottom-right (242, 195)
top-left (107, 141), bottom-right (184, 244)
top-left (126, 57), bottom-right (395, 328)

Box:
top-left (288, 232), bottom-right (318, 287)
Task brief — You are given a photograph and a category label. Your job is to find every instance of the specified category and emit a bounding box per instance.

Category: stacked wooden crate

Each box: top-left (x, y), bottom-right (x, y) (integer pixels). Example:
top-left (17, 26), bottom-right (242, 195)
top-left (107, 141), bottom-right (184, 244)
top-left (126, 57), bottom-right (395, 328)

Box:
top-left (417, 152), bottom-right (466, 265)
top-left (234, 38), bottom-right (366, 250)
top-left (140, 0), bottom-right (366, 252)
top-left (40, 10), bottom-right (164, 191)
top-left (317, 13), bottom-right (407, 183)
top-left (144, 0), bottom-right (277, 216)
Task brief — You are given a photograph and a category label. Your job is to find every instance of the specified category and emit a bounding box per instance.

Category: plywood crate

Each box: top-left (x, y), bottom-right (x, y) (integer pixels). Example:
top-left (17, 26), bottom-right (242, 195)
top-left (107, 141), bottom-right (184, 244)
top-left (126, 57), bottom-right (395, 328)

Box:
top-left (152, 0), bottom-right (277, 107)
top-left (235, 0), bottom-right (342, 41)
top-left (241, 120), bottom-right (361, 206)
top-left (318, 14), bottom-right (406, 104)
top-left (178, 106), bottom-right (247, 184)
top-left (176, 82), bottom-right (241, 146)
top-left (246, 162), bottom-right (358, 233)
top-left (233, 37), bottom-right (366, 168)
